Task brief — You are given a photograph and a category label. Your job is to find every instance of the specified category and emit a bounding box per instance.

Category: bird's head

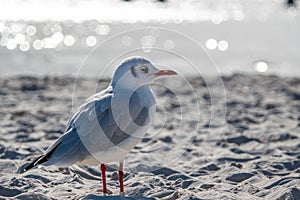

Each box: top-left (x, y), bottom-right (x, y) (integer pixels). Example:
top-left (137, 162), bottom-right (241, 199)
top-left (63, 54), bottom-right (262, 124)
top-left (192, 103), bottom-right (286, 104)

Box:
top-left (111, 57), bottom-right (177, 90)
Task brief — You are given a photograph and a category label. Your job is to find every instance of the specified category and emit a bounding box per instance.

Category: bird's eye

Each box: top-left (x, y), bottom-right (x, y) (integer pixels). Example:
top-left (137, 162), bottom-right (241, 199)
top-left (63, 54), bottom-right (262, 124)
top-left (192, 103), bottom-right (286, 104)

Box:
top-left (140, 66), bottom-right (148, 73)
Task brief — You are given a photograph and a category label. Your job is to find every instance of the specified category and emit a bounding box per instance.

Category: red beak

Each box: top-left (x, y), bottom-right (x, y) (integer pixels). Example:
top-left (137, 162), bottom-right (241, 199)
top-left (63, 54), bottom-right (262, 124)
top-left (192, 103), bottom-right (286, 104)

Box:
top-left (155, 70), bottom-right (177, 77)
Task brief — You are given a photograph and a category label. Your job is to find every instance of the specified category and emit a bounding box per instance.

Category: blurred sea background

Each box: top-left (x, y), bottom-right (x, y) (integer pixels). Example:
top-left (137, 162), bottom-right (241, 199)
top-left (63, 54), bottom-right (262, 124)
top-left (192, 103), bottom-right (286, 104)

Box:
top-left (0, 0), bottom-right (299, 78)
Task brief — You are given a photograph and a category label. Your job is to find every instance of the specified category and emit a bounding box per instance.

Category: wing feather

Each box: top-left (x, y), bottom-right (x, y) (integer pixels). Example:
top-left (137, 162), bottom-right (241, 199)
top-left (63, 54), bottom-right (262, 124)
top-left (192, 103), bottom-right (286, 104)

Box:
top-left (26, 86), bottom-right (155, 168)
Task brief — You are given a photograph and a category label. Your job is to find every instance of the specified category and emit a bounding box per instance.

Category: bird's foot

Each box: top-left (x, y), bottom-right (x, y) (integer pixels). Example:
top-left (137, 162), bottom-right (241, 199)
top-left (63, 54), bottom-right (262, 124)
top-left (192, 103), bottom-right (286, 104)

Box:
top-left (97, 188), bottom-right (113, 195)
top-left (119, 191), bottom-right (125, 196)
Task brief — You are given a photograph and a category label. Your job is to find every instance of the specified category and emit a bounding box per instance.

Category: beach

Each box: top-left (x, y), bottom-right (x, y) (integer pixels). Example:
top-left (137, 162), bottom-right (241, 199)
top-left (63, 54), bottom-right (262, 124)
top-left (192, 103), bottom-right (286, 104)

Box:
top-left (0, 74), bottom-right (299, 199)
top-left (0, 1), bottom-right (299, 199)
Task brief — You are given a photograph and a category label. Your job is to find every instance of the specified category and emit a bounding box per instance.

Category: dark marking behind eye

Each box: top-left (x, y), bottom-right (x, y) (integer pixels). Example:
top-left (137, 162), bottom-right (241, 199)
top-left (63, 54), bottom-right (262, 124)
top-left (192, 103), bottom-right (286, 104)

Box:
top-left (131, 66), bottom-right (137, 77)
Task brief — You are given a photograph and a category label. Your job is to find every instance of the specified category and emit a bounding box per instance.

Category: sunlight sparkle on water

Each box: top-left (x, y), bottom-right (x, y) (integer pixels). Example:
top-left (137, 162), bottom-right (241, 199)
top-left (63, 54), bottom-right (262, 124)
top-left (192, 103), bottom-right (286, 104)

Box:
top-left (43, 37), bottom-right (56, 48)
top-left (95, 25), bottom-right (110, 35)
top-left (20, 41), bottom-right (30, 51)
top-left (10, 23), bottom-right (24, 33)
top-left (141, 35), bottom-right (155, 47)
top-left (233, 10), bottom-right (245, 21)
top-left (26, 25), bottom-right (37, 36)
top-left (7, 39), bottom-right (17, 50)
top-left (254, 61), bottom-right (268, 72)
top-left (121, 36), bottom-right (133, 47)
top-left (218, 40), bottom-right (229, 51)
top-left (51, 32), bottom-right (64, 44)
top-left (51, 24), bottom-right (62, 34)
top-left (86, 36), bottom-right (97, 47)
top-left (205, 39), bottom-right (217, 50)
top-left (64, 35), bottom-right (75, 46)
top-left (141, 35), bottom-right (155, 53)
top-left (163, 40), bottom-right (175, 50)
top-left (33, 40), bottom-right (43, 50)
top-left (211, 14), bottom-right (223, 24)
top-left (0, 37), bottom-right (8, 46)
top-left (15, 33), bottom-right (25, 44)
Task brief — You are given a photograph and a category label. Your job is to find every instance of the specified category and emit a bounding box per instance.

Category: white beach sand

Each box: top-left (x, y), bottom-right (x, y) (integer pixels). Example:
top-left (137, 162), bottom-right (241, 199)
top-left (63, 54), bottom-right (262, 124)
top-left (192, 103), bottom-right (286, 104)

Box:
top-left (0, 74), bottom-right (299, 199)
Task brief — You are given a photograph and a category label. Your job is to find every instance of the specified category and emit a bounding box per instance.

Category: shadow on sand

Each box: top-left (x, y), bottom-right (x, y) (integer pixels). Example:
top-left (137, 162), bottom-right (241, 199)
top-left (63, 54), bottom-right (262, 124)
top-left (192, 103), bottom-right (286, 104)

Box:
top-left (82, 194), bottom-right (155, 200)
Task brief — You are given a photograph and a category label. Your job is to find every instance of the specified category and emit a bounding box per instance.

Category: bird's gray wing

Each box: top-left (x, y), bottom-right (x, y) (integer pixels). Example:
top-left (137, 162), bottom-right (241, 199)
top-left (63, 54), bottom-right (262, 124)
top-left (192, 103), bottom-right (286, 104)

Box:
top-left (66, 86), bottom-right (113, 132)
top-left (25, 127), bottom-right (93, 169)
top-left (74, 89), bottom-right (153, 153)
top-left (99, 90), bottom-right (152, 145)
top-left (41, 128), bottom-right (91, 166)
top-left (30, 87), bottom-right (153, 167)
top-left (27, 88), bottom-right (114, 167)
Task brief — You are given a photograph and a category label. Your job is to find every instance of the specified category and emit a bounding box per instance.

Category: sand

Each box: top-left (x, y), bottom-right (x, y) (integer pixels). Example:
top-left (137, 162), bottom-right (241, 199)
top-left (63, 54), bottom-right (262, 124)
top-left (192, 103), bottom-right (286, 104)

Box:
top-left (0, 74), bottom-right (299, 200)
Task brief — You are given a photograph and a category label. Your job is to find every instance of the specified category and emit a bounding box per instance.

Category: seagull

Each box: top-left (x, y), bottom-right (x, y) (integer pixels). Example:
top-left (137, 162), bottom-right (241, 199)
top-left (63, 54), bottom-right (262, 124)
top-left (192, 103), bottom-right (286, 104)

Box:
top-left (24, 57), bottom-right (177, 195)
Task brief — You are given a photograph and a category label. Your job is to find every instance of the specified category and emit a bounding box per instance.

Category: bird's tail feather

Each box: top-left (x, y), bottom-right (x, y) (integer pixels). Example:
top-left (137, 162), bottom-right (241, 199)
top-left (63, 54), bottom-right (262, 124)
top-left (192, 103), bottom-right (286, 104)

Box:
top-left (24, 155), bottom-right (44, 171)
top-left (24, 142), bottom-right (62, 171)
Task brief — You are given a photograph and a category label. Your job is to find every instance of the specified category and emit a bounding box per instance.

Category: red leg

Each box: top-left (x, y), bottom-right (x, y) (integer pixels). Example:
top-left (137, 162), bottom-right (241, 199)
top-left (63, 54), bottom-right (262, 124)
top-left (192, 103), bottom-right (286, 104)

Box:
top-left (119, 161), bottom-right (124, 196)
top-left (101, 164), bottom-right (107, 195)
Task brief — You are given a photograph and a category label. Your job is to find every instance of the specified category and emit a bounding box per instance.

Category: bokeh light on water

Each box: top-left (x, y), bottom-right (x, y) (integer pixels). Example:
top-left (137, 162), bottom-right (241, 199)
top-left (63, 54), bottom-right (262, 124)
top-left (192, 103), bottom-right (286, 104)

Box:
top-left (33, 40), bottom-right (43, 50)
top-left (217, 40), bottom-right (229, 51)
top-left (20, 41), bottom-right (30, 51)
top-left (0, 0), bottom-right (286, 23)
top-left (163, 40), bottom-right (175, 50)
top-left (121, 36), bottom-right (133, 47)
top-left (0, 21), bottom-right (113, 51)
top-left (0, 1), bottom-right (295, 53)
top-left (141, 35), bottom-right (156, 53)
top-left (0, 0), bottom-right (298, 77)
top-left (211, 14), bottom-right (223, 24)
top-left (205, 39), bottom-right (229, 52)
top-left (95, 24), bottom-right (110, 35)
top-left (7, 39), bottom-right (17, 50)
top-left (205, 39), bottom-right (218, 50)
top-left (86, 36), bottom-right (97, 47)
top-left (15, 33), bottom-right (25, 44)
top-left (64, 35), bottom-right (75, 47)
top-left (254, 61), bottom-right (269, 73)
top-left (26, 25), bottom-right (36, 36)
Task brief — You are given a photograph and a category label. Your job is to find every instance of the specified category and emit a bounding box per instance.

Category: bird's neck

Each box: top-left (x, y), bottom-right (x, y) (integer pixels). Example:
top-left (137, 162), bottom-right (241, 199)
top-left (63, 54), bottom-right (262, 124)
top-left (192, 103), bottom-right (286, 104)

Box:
top-left (111, 81), bottom-right (150, 94)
